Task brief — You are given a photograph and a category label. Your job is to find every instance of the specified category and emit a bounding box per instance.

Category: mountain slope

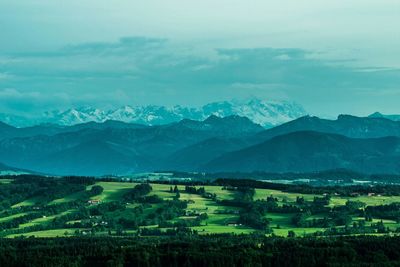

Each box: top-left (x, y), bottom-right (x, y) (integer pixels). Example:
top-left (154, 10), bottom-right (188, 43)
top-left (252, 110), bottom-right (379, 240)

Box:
top-left (39, 140), bottom-right (150, 176)
top-left (168, 115), bottom-right (264, 136)
top-left (0, 115), bottom-right (263, 175)
top-left (0, 162), bottom-right (28, 172)
top-left (254, 114), bottom-right (400, 142)
top-left (165, 137), bottom-right (251, 171)
top-left (4, 113), bottom-right (400, 176)
top-left (369, 112), bottom-right (400, 121)
top-left (203, 131), bottom-right (400, 174)
top-left (0, 121), bottom-right (18, 140)
top-left (0, 120), bottom-right (148, 141)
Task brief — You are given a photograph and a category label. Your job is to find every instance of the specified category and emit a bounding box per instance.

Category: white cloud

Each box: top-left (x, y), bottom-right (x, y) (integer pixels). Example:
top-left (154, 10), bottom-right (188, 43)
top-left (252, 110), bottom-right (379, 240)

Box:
top-left (1, 0), bottom-right (400, 67)
top-left (0, 73), bottom-right (12, 80)
top-left (0, 36), bottom-right (399, 117)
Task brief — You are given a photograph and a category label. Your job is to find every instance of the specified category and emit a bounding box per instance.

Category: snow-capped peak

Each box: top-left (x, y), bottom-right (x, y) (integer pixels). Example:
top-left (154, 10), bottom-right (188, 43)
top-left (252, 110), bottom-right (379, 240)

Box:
top-left (0, 98), bottom-right (307, 127)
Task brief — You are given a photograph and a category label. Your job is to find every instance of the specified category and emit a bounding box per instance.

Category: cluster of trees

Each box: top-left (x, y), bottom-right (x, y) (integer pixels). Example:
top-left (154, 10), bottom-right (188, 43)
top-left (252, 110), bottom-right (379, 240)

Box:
top-left (0, 200), bottom-right (89, 236)
top-left (0, 178), bottom-right (205, 236)
top-left (0, 175), bottom-right (95, 209)
top-left (87, 185), bottom-right (104, 197)
top-left (166, 169), bottom-right (400, 183)
top-left (124, 183), bottom-right (152, 202)
top-left (239, 201), bottom-right (270, 231)
top-left (112, 199), bottom-right (190, 230)
top-left (2, 235), bottom-right (400, 266)
top-left (215, 178), bottom-right (400, 197)
top-left (138, 226), bottom-right (195, 236)
top-left (364, 203), bottom-right (400, 222)
top-left (184, 185), bottom-right (205, 195)
top-left (314, 220), bottom-right (395, 236)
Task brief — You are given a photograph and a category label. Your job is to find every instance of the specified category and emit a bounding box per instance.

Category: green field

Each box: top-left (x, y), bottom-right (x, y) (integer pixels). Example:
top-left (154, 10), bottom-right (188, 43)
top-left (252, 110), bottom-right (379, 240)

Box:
top-left (6, 228), bottom-right (84, 238)
top-left (11, 196), bottom-right (45, 208)
top-left (254, 188), bottom-right (317, 202)
top-left (2, 179), bottom-right (400, 238)
top-left (0, 179), bottom-right (13, 184)
top-left (0, 212), bottom-right (30, 223)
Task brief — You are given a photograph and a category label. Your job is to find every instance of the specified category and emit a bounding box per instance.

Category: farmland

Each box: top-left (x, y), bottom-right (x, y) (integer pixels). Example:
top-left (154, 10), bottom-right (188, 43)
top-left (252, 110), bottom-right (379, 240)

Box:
top-left (1, 175), bottom-right (400, 238)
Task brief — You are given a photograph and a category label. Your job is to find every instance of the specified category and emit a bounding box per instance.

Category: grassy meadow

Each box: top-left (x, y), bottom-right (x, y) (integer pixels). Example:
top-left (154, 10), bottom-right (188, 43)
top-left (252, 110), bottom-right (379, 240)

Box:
top-left (2, 178), bottom-right (400, 238)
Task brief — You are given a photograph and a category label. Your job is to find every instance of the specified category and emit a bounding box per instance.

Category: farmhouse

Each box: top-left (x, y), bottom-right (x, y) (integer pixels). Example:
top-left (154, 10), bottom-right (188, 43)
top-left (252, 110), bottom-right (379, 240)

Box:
top-left (88, 199), bottom-right (101, 205)
top-left (227, 223), bottom-right (242, 227)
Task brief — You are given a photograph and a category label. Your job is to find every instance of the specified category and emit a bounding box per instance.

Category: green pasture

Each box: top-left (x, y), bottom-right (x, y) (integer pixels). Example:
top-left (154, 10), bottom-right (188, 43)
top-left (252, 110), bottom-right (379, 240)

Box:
top-left (254, 188), bottom-right (317, 203)
top-left (3, 181), bottom-right (400, 238)
top-left (6, 228), bottom-right (84, 238)
top-left (11, 197), bottom-right (45, 208)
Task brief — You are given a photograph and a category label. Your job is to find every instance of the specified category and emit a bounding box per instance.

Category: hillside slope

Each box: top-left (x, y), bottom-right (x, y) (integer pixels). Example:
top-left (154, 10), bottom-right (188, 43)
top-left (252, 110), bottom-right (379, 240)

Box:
top-left (254, 115), bottom-right (400, 141)
top-left (203, 131), bottom-right (400, 174)
top-left (0, 116), bottom-right (263, 175)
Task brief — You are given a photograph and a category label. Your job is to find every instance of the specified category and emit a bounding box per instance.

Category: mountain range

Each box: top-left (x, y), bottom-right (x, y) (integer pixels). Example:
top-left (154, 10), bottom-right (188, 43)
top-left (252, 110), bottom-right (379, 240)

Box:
top-left (369, 112), bottom-right (400, 121)
top-left (1, 112), bottom-right (400, 176)
top-left (255, 114), bottom-right (400, 140)
top-left (0, 115), bottom-right (264, 175)
top-left (0, 98), bottom-right (306, 128)
top-left (203, 131), bottom-right (400, 174)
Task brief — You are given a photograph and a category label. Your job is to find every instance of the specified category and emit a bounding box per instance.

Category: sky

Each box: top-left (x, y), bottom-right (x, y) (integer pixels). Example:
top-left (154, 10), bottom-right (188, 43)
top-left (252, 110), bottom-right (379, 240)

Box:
top-left (0, 0), bottom-right (399, 118)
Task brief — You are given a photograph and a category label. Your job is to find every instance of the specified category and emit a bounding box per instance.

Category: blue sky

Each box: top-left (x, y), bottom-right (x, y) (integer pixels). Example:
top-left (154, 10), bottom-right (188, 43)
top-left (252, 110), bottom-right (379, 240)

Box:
top-left (0, 0), bottom-right (399, 117)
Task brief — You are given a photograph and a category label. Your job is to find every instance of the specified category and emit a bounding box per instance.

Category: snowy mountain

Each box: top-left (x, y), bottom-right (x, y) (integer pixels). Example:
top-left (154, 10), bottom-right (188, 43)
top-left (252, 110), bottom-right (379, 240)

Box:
top-left (0, 99), bottom-right (307, 128)
top-left (202, 99), bottom-right (306, 128)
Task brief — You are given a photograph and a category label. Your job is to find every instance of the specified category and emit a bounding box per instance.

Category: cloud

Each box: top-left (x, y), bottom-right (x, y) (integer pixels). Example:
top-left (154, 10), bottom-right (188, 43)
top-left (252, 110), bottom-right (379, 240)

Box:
top-left (0, 88), bottom-right (67, 114)
top-left (0, 37), bottom-right (400, 116)
top-left (0, 88), bottom-right (134, 116)
top-left (0, 72), bottom-right (13, 80)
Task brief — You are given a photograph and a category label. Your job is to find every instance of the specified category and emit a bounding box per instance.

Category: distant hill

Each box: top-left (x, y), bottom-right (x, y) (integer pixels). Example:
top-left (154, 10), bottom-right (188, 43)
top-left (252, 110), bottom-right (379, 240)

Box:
top-left (165, 137), bottom-right (251, 171)
top-left (172, 115), bottom-right (264, 136)
top-left (0, 121), bottom-right (18, 140)
top-left (203, 131), bottom-right (400, 174)
top-left (0, 162), bottom-right (32, 175)
top-left (369, 112), bottom-right (400, 121)
top-left (0, 162), bottom-right (18, 171)
top-left (255, 114), bottom-right (400, 141)
top-left (0, 115), bottom-right (263, 175)
top-left (39, 140), bottom-right (150, 176)
top-left (0, 120), bottom-right (147, 141)
top-left (3, 113), bottom-right (400, 176)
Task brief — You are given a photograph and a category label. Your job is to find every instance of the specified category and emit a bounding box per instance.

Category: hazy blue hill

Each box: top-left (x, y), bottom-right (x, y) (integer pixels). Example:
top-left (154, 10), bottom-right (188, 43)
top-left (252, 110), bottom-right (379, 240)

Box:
top-left (0, 162), bottom-right (24, 172)
top-left (203, 131), bottom-right (400, 174)
top-left (0, 115), bottom-right (263, 175)
top-left (166, 137), bottom-right (251, 171)
top-left (369, 112), bottom-right (400, 121)
top-left (0, 162), bottom-right (37, 175)
top-left (0, 120), bottom-right (148, 141)
top-left (39, 140), bottom-right (149, 176)
top-left (0, 121), bottom-right (18, 140)
top-left (0, 115), bottom-right (261, 141)
top-left (255, 114), bottom-right (400, 142)
top-left (0, 121), bottom-right (73, 141)
top-left (3, 113), bottom-right (400, 176)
